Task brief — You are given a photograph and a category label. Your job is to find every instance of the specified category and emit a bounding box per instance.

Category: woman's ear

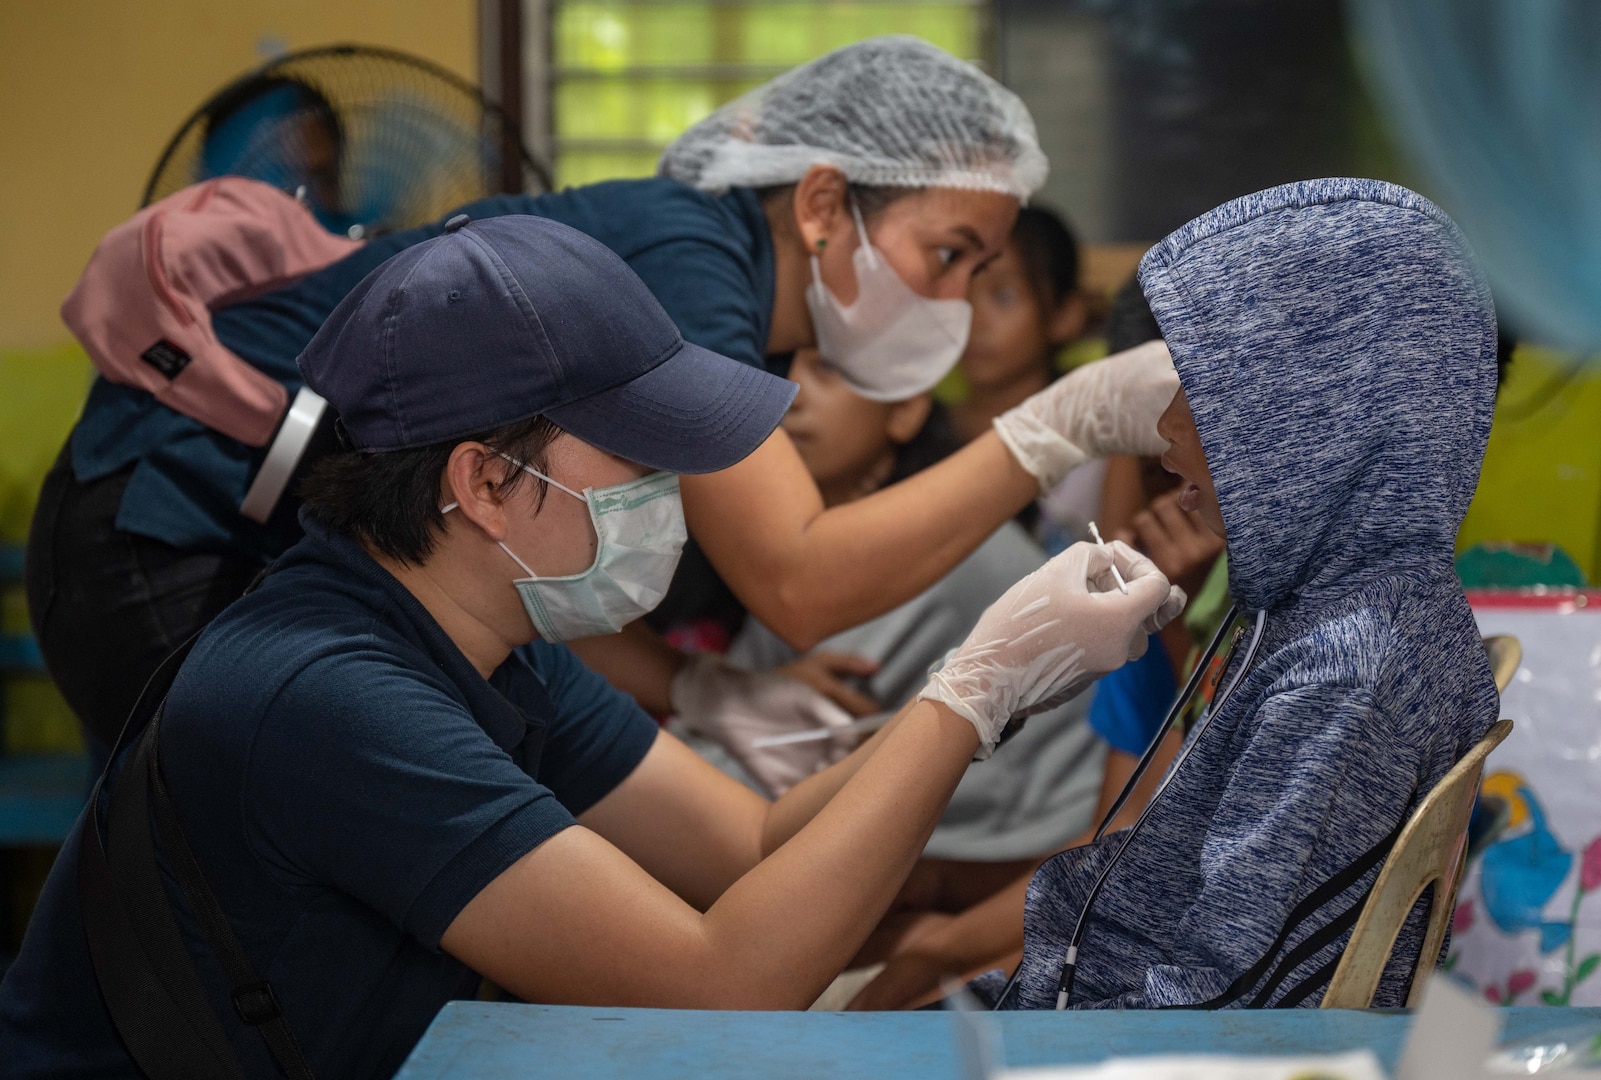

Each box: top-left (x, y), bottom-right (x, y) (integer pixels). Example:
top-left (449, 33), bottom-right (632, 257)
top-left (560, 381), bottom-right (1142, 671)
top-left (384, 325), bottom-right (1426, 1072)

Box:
top-left (793, 165), bottom-right (853, 254)
top-left (1046, 292), bottom-right (1089, 348)
top-left (885, 393), bottom-right (934, 446)
top-left (442, 442), bottom-right (514, 542)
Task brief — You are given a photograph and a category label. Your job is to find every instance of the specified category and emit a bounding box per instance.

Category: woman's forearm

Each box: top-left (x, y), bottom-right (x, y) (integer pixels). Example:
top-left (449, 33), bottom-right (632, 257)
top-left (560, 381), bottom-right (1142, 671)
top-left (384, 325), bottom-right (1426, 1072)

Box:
top-left (682, 428), bottom-right (1039, 650)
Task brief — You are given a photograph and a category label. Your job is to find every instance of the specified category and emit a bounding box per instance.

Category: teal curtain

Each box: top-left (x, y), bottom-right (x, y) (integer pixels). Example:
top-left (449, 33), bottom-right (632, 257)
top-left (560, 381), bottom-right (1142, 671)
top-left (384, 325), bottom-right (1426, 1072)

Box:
top-left (1347, 0), bottom-right (1601, 351)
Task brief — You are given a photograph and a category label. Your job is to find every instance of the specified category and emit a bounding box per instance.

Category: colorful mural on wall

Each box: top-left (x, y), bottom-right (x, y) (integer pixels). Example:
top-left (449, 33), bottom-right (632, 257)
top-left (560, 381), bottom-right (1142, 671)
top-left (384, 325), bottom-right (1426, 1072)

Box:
top-left (1451, 594), bottom-right (1601, 1007)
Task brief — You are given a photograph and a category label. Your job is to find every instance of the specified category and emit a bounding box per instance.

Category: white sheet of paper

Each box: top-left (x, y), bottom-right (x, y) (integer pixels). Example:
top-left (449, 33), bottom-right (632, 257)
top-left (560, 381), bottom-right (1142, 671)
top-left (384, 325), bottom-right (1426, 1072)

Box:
top-left (995, 1050), bottom-right (1387, 1080)
top-left (1397, 974), bottom-right (1500, 1080)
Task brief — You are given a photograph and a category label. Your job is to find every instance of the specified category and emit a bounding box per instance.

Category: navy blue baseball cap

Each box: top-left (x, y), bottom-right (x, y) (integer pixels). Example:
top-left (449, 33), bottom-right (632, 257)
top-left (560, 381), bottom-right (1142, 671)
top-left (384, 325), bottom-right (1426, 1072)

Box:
top-left (298, 213), bottom-right (796, 473)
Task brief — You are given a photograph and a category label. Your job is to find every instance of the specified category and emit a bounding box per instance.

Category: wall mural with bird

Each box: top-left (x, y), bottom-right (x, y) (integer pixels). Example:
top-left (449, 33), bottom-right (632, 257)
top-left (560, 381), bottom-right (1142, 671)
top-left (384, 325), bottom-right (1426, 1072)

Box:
top-left (1450, 598), bottom-right (1601, 1007)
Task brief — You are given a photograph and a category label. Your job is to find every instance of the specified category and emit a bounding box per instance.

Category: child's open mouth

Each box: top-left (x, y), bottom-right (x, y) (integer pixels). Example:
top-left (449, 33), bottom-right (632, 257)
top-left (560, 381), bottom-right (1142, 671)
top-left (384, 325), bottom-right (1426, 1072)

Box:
top-left (1160, 451), bottom-right (1203, 512)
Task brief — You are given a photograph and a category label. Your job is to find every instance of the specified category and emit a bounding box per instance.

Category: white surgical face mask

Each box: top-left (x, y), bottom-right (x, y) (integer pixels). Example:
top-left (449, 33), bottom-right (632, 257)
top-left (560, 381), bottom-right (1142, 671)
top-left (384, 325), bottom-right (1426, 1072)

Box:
top-left (804, 201), bottom-right (973, 402)
top-left (441, 456), bottom-right (686, 642)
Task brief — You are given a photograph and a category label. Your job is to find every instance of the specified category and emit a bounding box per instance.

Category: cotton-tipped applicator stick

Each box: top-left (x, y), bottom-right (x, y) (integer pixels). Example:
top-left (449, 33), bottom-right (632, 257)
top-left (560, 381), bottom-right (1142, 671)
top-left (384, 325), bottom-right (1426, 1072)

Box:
top-left (1087, 521), bottom-right (1129, 595)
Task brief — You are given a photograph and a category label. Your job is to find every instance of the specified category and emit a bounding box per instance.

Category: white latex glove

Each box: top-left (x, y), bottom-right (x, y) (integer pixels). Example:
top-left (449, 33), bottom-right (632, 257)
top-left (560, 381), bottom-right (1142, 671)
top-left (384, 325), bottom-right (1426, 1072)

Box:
top-left (919, 540), bottom-right (1185, 759)
top-left (670, 653), bottom-right (857, 796)
top-left (993, 339), bottom-right (1180, 492)
top-left (1119, 539), bottom-right (1189, 636)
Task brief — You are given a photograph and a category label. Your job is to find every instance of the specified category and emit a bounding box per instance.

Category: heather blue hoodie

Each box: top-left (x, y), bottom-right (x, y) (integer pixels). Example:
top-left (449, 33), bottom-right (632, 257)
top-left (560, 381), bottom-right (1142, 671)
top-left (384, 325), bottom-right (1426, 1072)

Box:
top-left (994, 178), bottom-right (1500, 1010)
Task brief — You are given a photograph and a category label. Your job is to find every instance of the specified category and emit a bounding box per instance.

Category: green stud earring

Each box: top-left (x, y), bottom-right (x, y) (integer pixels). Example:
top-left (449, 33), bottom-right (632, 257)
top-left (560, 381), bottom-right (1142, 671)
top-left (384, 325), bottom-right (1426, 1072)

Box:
top-left (817, 238), bottom-right (827, 250)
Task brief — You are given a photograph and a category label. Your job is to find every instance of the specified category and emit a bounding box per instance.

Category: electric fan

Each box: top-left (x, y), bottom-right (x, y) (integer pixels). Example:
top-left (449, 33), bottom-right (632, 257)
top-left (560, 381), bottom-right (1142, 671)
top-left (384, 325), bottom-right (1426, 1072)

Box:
top-left (142, 43), bottom-right (550, 238)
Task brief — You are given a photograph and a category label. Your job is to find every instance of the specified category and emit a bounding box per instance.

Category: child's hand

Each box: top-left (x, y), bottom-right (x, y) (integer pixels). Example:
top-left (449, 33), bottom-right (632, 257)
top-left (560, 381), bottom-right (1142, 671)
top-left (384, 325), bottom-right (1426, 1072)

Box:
top-left (670, 654), bottom-right (858, 794)
top-left (1133, 490), bottom-right (1225, 600)
top-left (778, 651), bottom-right (881, 717)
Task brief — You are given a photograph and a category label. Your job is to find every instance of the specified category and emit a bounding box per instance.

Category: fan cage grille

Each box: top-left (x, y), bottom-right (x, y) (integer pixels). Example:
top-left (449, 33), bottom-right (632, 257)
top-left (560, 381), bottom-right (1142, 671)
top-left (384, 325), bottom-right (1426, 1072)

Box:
top-left (143, 44), bottom-right (549, 236)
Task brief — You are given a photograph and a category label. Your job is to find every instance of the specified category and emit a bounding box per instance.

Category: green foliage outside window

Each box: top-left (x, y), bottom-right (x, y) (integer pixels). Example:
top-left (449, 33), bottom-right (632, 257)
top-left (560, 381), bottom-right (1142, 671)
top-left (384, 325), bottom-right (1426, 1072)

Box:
top-left (552, 1), bottom-right (985, 188)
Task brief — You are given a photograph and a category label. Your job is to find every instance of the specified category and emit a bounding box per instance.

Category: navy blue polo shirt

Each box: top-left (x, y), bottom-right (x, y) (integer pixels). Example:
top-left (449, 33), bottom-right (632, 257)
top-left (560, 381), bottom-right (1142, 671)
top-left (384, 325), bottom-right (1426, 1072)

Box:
top-left (0, 512), bottom-right (660, 1079)
top-left (69, 178), bottom-right (777, 561)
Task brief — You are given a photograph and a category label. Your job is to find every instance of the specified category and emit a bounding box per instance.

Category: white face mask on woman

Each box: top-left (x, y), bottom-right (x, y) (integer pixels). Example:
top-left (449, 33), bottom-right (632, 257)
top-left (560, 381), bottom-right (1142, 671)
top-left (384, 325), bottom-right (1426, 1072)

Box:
top-left (804, 201), bottom-right (973, 402)
top-left (442, 455), bottom-right (686, 642)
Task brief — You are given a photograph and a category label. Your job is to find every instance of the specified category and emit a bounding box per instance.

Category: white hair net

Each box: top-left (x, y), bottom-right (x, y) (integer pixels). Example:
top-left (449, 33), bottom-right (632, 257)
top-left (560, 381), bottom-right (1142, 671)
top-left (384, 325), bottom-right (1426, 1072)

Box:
top-left (658, 36), bottom-right (1047, 201)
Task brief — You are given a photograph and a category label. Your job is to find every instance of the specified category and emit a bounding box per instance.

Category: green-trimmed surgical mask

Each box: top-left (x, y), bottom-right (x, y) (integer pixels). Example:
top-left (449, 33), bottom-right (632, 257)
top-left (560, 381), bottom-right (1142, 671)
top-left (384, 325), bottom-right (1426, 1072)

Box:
top-left (442, 456), bottom-right (686, 642)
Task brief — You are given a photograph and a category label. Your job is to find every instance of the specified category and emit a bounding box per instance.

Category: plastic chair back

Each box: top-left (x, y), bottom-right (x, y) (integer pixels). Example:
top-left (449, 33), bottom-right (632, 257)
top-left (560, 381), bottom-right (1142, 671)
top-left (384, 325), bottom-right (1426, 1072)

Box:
top-left (1483, 635), bottom-right (1522, 693)
top-left (1321, 718), bottom-right (1513, 1008)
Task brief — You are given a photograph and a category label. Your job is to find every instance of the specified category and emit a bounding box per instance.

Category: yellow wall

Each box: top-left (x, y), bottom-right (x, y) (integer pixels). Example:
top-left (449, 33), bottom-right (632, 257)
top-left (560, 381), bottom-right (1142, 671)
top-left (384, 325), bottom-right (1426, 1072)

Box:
top-left (0, 0), bottom-right (477, 351)
top-left (1458, 346), bottom-right (1601, 582)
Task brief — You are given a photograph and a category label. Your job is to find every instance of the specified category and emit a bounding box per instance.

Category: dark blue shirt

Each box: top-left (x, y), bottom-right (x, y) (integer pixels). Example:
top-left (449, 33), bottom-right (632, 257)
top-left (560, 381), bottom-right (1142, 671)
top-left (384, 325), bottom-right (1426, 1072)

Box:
top-left (0, 512), bottom-right (659, 1079)
top-left (70, 179), bottom-right (777, 560)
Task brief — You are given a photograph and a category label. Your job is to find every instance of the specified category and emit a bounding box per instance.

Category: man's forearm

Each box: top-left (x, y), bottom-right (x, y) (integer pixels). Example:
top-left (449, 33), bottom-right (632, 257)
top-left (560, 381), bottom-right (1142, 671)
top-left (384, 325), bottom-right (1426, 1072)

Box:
top-left (700, 700), bottom-right (979, 1006)
top-left (758, 702), bottom-right (915, 855)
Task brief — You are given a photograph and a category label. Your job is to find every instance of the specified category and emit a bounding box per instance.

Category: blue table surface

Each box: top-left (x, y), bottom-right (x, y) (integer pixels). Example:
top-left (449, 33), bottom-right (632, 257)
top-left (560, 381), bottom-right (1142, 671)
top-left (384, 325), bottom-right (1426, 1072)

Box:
top-left (396, 1002), bottom-right (1601, 1079)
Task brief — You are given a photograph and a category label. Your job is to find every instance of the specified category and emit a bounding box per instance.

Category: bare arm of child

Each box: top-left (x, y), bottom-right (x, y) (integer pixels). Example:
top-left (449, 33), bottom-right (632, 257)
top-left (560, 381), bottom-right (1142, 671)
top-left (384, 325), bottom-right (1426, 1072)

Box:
top-left (1099, 455), bottom-right (1148, 545)
top-left (847, 873), bottom-right (1033, 1011)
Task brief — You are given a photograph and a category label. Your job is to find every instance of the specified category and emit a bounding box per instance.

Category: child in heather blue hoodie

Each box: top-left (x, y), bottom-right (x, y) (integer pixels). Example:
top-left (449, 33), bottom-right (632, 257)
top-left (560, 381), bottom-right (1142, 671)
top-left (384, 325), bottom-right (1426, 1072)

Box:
top-left (989, 178), bottom-right (1501, 1010)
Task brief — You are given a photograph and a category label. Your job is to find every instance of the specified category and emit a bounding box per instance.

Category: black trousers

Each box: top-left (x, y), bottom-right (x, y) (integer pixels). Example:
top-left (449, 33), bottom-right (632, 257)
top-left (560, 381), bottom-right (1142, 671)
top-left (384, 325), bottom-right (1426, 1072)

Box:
top-left (24, 445), bottom-right (262, 765)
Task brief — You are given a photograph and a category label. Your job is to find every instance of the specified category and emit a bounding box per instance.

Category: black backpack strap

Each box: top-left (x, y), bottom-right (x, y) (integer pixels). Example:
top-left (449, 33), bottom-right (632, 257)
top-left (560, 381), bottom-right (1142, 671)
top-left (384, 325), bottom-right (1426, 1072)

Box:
top-left (78, 627), bottom-right (314, 1079)
top-left (81, 715), bottom-right (249, 1079)
top-left (144, 713), bottom-right (314, 1079)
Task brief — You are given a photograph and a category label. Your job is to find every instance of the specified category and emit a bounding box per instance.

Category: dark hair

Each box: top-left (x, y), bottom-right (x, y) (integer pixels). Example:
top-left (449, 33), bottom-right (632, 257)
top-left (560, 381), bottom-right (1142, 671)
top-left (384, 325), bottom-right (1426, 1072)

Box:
top-left (1106, 276), bottom-right (1164, 354)
top-left (847, 183), bottom-right (918, 222)
top-left (300, 415), bottom-right (564, 565)
top-left (1104, 277), bottom-right (1176, 502)
top-left (1495, 329), bottom-right (1515, 389)
top-left (880, 401), bottom-right (1041, 530)
top-left (885, 401), bottom-right (961, 487)
top-left (1010, 205), bottom-right (1079, 310)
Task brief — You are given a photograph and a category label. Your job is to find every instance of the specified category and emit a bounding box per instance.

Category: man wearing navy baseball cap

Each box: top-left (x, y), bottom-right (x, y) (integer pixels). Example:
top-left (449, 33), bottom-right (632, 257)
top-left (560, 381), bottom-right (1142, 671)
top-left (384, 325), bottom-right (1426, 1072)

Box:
top-left (1, 214), bottom-right (1170, 1080)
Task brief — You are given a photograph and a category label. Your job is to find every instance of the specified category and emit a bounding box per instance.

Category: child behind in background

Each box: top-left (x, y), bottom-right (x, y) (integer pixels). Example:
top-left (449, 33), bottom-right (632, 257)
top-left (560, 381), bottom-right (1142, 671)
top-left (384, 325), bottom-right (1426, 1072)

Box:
top-left (948, 206), bottom-right (1086, 445)
top-left (717, 350), bottom-right (1108, 867)
top-left (947, 206), bottom-right (1103, 550)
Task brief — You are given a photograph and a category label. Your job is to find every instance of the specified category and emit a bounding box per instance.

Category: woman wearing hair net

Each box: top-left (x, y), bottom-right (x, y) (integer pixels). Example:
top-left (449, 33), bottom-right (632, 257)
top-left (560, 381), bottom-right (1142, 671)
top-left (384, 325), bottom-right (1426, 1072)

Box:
top-left (35, 38), bottom-right (1176, 792)
top-left (574, 37), bottom-right (1180, 762)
